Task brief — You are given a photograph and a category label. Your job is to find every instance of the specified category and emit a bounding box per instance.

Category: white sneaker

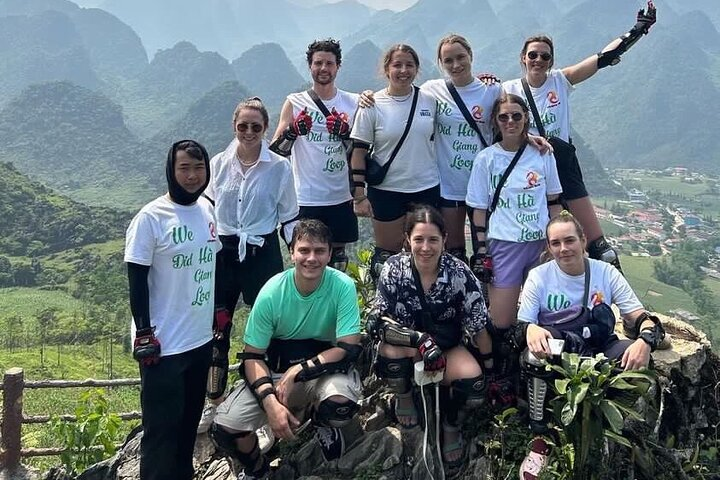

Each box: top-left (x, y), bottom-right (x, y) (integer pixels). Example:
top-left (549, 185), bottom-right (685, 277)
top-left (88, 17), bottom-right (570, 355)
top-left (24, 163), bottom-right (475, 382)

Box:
top-left (197, 404), bottom-right (217, 434)
top-left (519, 436), bottom-right (550, 480)
top-left (256, 424), bottom-right (275, 453)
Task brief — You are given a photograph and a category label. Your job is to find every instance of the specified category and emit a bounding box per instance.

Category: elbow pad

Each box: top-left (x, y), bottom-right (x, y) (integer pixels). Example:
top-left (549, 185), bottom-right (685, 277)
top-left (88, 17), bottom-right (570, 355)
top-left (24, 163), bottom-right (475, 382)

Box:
top-left (294, 342), bottom-right (363, 382)
top-left (269, 128), bottom-right (297, 157)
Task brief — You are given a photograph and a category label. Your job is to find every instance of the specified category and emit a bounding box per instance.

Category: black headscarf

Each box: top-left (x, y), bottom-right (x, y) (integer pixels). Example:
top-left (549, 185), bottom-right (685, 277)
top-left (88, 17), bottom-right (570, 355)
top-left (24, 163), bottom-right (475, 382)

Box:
top-left (165, 139), bottom-right (210, 205)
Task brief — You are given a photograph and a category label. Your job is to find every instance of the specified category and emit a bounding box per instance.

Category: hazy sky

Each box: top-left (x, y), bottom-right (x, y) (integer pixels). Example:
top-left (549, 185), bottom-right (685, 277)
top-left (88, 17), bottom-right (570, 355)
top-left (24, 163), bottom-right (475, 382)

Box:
top-left (71, 0), bottom-right (419, 11)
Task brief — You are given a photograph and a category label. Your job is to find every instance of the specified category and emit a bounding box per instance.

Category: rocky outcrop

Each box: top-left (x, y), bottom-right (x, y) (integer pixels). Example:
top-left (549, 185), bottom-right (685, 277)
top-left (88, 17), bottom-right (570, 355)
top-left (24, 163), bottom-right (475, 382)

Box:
top-left (28, 314), bottom-right (719, 480)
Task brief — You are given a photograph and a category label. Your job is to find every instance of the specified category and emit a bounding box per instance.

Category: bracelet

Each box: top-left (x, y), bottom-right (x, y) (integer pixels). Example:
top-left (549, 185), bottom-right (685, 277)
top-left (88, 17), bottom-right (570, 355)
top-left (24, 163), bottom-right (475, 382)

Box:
top-left (353, 195), bottom-right (367, 204)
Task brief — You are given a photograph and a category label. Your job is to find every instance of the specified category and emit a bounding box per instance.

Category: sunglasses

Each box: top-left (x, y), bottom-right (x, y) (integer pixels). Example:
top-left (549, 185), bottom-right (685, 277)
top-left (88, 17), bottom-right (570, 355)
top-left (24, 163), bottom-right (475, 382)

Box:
top-left (237, 123), bottom-right (264, 133)
top-left (527, 51), bottom-right (552, 61)
top-left (497, 112), bottom-right (524, 123)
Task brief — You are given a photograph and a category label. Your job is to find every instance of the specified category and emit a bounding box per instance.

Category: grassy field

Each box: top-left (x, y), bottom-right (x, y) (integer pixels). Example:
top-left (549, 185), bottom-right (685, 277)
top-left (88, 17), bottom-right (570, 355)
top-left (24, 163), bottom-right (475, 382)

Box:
top-left (619, 254), bottom-right (697, 314)
top-left (0, 287), bottom-right (84, 320)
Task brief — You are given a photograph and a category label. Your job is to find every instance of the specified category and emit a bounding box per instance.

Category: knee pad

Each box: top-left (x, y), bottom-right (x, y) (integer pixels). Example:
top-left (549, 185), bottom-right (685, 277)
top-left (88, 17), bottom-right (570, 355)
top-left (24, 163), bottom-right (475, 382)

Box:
top-left (330, 247), bottom-right (348, 272)
top-left (451, 375), bottom-right (487, 409)
top-left (587, 236), bottom-right (623, 274)
top-left (314, 398), bottom-right (359, 428)
top-left (209, 424), bottom-right (268, 475)
top-left (370, 247), bottom-right (396, 283)
top-left (446, 247), bottom-right (468, 265)
top-left (375, 355), bottom-right (412, 393)
top-left (207, 336), bottom-right (230, 400)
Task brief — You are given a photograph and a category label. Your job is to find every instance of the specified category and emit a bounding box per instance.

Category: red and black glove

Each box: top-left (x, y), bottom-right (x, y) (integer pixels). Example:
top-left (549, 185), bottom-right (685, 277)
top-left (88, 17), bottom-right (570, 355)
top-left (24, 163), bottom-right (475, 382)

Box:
top-left (326, 107), bottom-right (350, 139)
top-left (286, 107), bottom-right (313, 139)
top-left (133, 327), bottom-right (161, 366)
top-left (470, 252), bottom-right (493, 284)
top-left (418, 334), bottom-right (445, 372)
top-left (633, 1), bottom-right (656, 35)
top-left (213, 307), bottom-right (232, 340)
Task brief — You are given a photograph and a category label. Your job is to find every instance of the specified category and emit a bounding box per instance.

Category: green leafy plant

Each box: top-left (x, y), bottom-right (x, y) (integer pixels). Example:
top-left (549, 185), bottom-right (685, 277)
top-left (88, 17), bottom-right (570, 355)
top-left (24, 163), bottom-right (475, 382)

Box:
top-left (483, 407), bottom-right (521, 479)
top-left (346, 248), bottom-right (375, 320)
top-left (544, 353), bottom-right (655, 480)
top-left (50, 388), bottom-right (122, 475)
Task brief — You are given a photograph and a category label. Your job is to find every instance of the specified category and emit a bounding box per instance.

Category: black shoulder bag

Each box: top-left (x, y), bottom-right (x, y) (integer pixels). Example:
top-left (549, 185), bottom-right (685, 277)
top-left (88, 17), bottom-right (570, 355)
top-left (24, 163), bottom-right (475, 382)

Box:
top-left (445, 80), bottom-right (489, 149)
top-left (365, 86), bottom-right (419, 186)
top-left (486, 143), bottom-right (527, 224)
top-left (520, 78), bottom-right (577, 176)
top-left (537, 258), bottom-right (617, 349)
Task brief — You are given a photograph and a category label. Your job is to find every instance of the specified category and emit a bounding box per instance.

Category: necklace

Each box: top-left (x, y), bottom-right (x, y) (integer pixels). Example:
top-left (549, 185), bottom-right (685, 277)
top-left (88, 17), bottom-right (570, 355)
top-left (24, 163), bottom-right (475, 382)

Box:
top-left (239, 157), bottom-right (258, 167)
top-left (386, 88), bottom-right (412, 102)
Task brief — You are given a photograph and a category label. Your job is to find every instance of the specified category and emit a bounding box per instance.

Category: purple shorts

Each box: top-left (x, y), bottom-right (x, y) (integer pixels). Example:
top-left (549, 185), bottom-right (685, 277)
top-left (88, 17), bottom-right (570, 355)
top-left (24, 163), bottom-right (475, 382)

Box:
top-left (489, 239), bottom-right (545, 288)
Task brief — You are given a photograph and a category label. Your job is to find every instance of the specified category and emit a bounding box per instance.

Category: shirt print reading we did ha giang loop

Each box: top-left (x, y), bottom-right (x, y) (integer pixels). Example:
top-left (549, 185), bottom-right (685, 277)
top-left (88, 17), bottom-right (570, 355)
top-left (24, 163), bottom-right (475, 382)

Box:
top-left (124, 195), bottom-right (220, 355)
top-left (287, 90), bottom-right (359, 206)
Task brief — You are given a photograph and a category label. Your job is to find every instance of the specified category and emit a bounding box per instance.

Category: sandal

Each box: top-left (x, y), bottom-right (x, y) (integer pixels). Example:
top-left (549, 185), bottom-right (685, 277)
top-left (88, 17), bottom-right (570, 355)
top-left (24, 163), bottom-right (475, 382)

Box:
top-left (441, 421), bottom-right (466, 476)
top-left (393, 391), bottom-right (420, 429)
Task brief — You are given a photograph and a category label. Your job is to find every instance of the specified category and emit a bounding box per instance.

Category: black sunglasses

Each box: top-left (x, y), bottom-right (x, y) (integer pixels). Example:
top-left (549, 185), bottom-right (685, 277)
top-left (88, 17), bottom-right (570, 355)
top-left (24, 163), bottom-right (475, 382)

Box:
top-left (237, 123), bottom-right (264, 133)
top-left (527, 51), bottom-right (552, 61)
top-left (497, 112), bottom-right (524, 123)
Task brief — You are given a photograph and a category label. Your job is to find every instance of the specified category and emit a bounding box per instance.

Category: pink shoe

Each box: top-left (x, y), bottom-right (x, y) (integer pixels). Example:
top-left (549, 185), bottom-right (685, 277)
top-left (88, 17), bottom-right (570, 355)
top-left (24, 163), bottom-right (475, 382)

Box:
top-left (519, 436), bottom-right (550, 480)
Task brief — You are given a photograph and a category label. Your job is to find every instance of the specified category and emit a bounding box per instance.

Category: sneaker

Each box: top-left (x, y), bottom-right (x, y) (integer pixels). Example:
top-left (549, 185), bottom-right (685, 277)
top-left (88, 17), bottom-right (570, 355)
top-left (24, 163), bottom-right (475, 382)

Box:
top-left (256, 424), bottom-right (275, 454)
top-left (519, 436), bottom-right (550, 480)
top-left (197, 404), bottom-right (217, 434)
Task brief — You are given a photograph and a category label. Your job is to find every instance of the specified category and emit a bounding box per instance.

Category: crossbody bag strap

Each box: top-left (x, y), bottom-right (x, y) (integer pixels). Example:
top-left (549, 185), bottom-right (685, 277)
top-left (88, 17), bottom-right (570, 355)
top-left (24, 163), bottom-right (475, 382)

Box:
top-left (486, 143), bottom-right (527, 223)
top-left (583, 258), bottom-right (591, 308)
top-left (306, 89), bottom-right (332, 117)
top-left (445, 80), bottom-right (488, 148)
top-left (520, 78), bottom-right (546, 138)
top-left (383, 85), bottom-right (419, 169)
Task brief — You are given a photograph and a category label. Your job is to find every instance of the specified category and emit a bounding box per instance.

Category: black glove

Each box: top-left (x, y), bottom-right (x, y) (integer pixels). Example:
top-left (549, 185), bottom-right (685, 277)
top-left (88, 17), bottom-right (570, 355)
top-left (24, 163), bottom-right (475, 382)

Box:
top-left (133, 327), bottom-right (161, 366)
top-left (325, 107), bottom-right (350, 138)
top-left (633, 1), bottom-right (656, 35)
top-left (417, 334), bottom-right (445, 372)
top-left (470, 253), bottom-right (493, 284)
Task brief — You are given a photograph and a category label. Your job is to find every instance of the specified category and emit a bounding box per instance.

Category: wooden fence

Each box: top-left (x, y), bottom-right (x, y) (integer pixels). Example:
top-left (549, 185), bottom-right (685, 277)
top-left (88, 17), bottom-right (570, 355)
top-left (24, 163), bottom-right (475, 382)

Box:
top-left (0, 367), bottom-right (142, 472)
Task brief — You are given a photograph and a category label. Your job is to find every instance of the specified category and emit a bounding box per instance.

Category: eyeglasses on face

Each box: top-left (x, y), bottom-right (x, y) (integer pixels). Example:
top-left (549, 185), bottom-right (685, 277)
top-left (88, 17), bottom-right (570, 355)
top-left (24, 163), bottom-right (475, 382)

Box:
top-left (497, 112), bottom-right (524, 123)
top-left (527, 51), bottom-right (552, 61)
top-left (236, 123), bottom-right (264, 133)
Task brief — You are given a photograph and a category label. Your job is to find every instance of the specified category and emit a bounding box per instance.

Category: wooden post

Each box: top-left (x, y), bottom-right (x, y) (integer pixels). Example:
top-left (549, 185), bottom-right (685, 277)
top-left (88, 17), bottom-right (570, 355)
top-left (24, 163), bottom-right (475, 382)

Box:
top-left (1, 367), bottom-right (24, 471)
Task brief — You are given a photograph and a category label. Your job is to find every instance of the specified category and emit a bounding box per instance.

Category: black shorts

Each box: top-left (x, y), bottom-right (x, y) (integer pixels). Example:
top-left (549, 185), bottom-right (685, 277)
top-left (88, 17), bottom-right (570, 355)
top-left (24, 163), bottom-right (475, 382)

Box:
top-left (368, 185), bottom-right (441, 222)
top-left (298, 201), bottom-right (359, 243)
top-left (552, 138), bottom-right (588, 201)
top-left (215, 232), bottom-right (284, 309)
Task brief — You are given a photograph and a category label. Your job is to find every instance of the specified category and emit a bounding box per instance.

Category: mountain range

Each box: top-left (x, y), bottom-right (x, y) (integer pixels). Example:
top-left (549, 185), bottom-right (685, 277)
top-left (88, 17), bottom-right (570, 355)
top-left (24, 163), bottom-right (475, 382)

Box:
top-left (0, 0), bottom-right (717, 209)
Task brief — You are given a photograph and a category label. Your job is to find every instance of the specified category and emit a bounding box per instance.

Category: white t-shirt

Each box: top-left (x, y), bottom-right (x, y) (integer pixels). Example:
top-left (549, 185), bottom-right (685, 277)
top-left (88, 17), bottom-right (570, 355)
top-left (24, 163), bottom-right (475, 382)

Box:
top-left (124, 195), bottom-right (219, 356)
top-left (205, 139), bottom-right (298, 261)
top-left (421, 78), bottom-right (502, 201)
top-left (503, 69), bottom-right (574, 141)
top-left (465, 143), bottom-right (562, 242)
top-left (350, 87), bottom-right (439, 193)
top-left (287, 89), bottom-right (359, 206)
top-left (518, 258), bottom-right (643, 324)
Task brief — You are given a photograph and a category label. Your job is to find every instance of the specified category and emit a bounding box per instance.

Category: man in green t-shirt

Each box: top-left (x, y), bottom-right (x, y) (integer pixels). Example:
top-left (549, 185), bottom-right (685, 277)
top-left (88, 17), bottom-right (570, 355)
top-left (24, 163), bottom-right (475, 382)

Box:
top-left (210, 219), bottom-right (363, 479)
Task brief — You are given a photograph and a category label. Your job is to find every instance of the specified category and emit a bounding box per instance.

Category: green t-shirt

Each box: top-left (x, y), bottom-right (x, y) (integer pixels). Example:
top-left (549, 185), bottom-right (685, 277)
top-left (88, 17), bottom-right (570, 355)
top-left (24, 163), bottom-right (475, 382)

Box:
top-left (244, 267), bottom-right (361, 350)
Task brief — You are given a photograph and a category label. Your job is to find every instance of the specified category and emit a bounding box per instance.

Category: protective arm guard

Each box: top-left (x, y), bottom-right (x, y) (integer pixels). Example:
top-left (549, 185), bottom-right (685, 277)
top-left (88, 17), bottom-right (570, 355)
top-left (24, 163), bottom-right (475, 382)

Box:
top-left (207, 308), bottom-right (232, 400)
top-left (269, 129), bottom-right (297, 157)
top-left (597, 1), bottom-right (656, 69)
top-left (374, 316), bottom-right (425, 348)
top-left (237, 351), bottom-right (276, 407)
top-left (628, 312), bottom-right (665, 351)
top-left (294, 342), bottom-right (363, 382)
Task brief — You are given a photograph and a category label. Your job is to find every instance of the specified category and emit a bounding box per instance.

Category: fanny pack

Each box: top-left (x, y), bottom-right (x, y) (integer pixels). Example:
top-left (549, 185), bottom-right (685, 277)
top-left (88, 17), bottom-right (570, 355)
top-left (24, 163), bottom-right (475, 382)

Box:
top-left (537, 259), bottom-right (615, 348)
top-left (265, 338), bottom-right (332, 373)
